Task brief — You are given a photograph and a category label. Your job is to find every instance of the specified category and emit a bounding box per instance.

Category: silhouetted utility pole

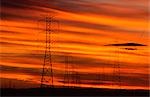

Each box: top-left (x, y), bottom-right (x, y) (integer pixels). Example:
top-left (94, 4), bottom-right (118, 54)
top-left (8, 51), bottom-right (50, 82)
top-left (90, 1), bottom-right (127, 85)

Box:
top-left (9, 80), bottom-right (12, 89)
top-left (40, 16), bottom-right (59, 88)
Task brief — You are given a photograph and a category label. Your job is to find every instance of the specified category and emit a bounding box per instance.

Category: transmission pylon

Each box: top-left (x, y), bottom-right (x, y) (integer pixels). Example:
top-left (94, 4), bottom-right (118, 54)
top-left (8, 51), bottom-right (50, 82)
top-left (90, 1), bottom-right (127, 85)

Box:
top-left (40, 16), bottom-right (59, 88)
top-left (64, 53), bottom-right (70, 87)
top-left (74, 69), bottom-right (81, 88)
top-left (113, 45), bottom-right (121, 89)
top-left (63, 54), bottom-right (81, 88)
top-left (98, 64), bottom-right (105, 86)
top-left (71, 58), bottom-right (81, 88)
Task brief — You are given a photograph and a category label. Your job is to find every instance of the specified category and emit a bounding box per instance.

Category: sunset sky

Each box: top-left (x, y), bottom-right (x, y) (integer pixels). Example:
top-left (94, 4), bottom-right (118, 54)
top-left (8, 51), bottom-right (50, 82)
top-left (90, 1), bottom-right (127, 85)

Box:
top-left (0, 0), bottom-right (149, 90)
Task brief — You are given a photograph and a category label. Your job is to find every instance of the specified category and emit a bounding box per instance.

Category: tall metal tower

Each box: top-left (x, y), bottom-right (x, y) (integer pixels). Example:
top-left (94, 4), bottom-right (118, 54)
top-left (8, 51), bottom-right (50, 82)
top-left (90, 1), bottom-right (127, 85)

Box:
top-left (71, 58), bottom-right (81, 88)
top-left (113, 46), bottom-right (121, 89)
top-left (40, 16), bottom-right (59, 88)
top-left (98, 65), bottom-right (105, 85)
top-left (63, 54), bottom-right (81, 88)
top-left (64, 53), bottom-right (70, 87)
top-left (73, 68), bottom-right (81, 88)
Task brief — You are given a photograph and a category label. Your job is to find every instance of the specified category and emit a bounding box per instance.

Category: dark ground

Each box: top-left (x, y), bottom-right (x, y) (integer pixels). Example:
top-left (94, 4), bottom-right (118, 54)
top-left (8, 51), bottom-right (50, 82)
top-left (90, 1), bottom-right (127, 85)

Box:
top-left (1, 87), bottom-right (149, 96)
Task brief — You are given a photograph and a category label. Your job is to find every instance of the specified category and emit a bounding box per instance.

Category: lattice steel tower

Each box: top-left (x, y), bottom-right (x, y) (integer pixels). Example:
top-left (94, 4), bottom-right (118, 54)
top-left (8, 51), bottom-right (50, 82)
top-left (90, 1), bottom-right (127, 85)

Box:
top-left (63, 54), bottom-right (81, 88)
top-left (113, 46), bottom-right (121, 89)
top-left (40, 16), bottom-right (59, 88)
top-left (64, 54), bottom-right (70, 87)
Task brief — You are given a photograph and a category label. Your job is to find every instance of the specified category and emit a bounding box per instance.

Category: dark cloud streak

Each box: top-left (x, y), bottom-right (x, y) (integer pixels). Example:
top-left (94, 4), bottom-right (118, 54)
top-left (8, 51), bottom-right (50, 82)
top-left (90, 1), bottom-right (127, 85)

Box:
top-left (104, 43), bottom-right (147, 46)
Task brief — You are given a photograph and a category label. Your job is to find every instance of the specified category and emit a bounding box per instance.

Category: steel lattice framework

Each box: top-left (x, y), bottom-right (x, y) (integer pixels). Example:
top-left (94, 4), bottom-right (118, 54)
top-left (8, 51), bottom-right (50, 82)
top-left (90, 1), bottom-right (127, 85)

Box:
top-left (40, 16), bottom-right (59, 88)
